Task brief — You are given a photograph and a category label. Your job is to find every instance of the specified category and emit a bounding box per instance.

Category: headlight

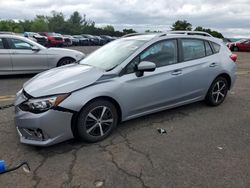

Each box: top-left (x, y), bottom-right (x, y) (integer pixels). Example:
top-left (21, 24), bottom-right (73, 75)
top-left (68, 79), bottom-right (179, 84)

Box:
top-left (19, 94), bottom-right (69, 113)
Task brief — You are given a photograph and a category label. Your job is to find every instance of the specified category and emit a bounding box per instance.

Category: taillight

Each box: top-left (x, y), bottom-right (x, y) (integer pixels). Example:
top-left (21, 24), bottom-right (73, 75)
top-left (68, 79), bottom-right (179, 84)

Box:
top-left (230, 54), bottom-right (237, 62)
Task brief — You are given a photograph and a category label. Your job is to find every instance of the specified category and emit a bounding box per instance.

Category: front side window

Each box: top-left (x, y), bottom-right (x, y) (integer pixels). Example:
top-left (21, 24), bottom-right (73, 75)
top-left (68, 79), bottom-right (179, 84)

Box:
top-left (181, 39), bottom-right (206, 61)
top-left (10, 39), bottom-right (33, 49)
top-left (140, 40), bottom-right (178, 67)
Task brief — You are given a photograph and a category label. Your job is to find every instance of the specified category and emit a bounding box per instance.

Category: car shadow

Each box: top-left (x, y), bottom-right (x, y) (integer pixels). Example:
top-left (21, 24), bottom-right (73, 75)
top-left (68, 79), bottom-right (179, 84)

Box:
top-left (31, 101), bottom-right (206, 154)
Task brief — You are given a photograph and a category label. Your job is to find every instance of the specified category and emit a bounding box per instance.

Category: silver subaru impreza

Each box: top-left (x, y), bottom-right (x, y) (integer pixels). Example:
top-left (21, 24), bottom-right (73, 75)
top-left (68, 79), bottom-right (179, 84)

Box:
top-left (14, 32), bottom-right (237, 146)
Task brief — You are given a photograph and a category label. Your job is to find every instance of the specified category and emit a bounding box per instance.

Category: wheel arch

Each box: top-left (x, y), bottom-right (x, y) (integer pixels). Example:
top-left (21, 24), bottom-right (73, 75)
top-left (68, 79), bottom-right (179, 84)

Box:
top-left (57, 56), bottom-right (76, 67)
top-left (70, 96), bottom-right (122, 139)
top-left (216, 73), bottom-right (232, 89)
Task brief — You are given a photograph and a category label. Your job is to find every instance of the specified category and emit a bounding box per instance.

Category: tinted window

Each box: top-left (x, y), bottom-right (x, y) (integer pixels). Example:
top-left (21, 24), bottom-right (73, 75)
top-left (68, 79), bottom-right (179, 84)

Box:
top-left (10, 39), bottom-right (33, 49)
top-left (0, 38), bottom-right (4, 49)
top-left (182, 39), bottom-right (205, 61)
top-left (205, 41), bottom-right (213, 56)
top-left (140, 40), bottom-right (178, 67)
top-left (211, 42), bottom-right (220, 53)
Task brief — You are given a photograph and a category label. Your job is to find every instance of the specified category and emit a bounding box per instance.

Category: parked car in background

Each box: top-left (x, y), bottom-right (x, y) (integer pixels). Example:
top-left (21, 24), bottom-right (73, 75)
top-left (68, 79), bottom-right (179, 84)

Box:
top-left (24, 32), bottom-right (48, 46)
top-left (14, 32), bottom-right (237, 146)
top-left (82, 34), bottom-right (99, 45)
top-left (100, 35), bottom-right (115, 43)
top-left (62, 35), bottom-right (73, 46)
top-left (222, 38), bottom-right (232, 45)
top-left (227, 39), bottom-right (250, 52)
top-left (66, 35), bottom-right (79, 46)
top-left (93, 35), bottom-right (106, 45)
top-left (73, 35), bottom-right (89, 46)
top-left (39, 32), bottom-right (64, 47)
top-left (0, 34), bottom-right (85, 75)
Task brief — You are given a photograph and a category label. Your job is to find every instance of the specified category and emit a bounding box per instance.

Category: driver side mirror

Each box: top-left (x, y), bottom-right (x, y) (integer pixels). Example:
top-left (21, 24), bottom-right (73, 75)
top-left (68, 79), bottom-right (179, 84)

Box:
top-left (136, 61), bottom-right (156, 77)
top-left (31, 46), bottom-right (40, 52)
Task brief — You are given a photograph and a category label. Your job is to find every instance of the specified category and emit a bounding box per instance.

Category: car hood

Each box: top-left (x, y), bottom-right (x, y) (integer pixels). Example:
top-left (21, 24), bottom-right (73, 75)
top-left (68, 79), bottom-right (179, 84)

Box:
top-left (23, 64), bottom-right (104, 97)
top-left (47, 47), bottom-right (82, 54)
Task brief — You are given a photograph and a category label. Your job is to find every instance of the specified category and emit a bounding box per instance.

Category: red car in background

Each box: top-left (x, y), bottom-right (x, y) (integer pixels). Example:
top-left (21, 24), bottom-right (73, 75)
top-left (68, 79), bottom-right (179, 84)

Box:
top-left (39, 32), bottom-right (64, 47)
top-left (227, 39), bottom-right (250, 52)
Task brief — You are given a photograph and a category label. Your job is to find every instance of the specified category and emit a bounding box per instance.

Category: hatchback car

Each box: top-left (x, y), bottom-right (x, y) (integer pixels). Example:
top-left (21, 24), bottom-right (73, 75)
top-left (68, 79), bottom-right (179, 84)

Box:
top-left (0, 34), bottom-right (85, 75)
top-left (15, 32), bottom-right (237, 146)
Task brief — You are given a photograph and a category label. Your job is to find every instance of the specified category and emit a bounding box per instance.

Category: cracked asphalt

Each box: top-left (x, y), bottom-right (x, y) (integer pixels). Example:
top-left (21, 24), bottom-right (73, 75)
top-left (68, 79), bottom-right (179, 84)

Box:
top-left (0, 49), bottom-right (250, 188)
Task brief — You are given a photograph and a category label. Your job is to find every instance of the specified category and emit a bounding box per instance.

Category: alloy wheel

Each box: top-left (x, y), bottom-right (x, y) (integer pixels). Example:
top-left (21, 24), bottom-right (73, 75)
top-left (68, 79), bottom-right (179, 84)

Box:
top-left (211, 80), bottom-right (227, 104)
top-left (84, 106), bottom-right (114, 137)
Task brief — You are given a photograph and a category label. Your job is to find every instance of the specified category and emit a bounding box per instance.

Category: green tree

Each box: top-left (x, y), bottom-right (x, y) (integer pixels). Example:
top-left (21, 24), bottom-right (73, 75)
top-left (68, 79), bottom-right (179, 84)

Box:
top-left (123, 28), bottom-right (137, 35)
top-left (171, 20), bottom-right (192, 31)
top-left (47, 11), bottom-right (66, 33)
top-left (194, 26), bottom-right (224, 38)
top-left (103, 25), bottom-right (115, 32)
top-left (30, 16), bottom-right (49, 32)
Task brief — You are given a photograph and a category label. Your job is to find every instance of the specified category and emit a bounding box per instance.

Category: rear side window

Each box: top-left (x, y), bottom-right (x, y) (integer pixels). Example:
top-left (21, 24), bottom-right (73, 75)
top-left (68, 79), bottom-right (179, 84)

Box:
top-left (0, 38), bottom-right (4, 49)
top-left (205, 41), bottom-right (213, 56)
top-left (181, 39), bottom-right (205, 61)
top-left (211, 42), bottom-right (221, 53)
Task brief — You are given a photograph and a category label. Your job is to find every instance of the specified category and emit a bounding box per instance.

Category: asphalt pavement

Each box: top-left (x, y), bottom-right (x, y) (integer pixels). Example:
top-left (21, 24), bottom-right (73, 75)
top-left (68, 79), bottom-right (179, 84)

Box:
top-left (0, 50), bottom-right (249, 188)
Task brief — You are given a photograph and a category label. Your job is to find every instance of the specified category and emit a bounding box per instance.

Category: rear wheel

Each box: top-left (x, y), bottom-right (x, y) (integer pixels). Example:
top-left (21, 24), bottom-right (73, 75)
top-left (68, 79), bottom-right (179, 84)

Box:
top-left (76, 100), bottom-right (118, 142)
top-left (205, 77), bottom-right (229, 106)
top-left (57, 57), bottom-right (75, 66)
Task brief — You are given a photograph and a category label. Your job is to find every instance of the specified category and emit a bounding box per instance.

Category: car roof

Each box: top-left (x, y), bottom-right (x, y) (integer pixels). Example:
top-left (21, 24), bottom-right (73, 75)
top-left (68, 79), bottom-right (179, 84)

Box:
top-left (123, 32), bottom-right (222, 44)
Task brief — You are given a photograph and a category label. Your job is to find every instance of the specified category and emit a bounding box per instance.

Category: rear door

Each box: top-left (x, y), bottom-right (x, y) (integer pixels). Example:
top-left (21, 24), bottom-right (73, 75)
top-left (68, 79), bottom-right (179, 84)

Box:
top-left (7, 38), bottom-right (48, 72)
top-left (0, 38), bottom-right (12, 73)
top-left (178, 38), bottom-right (221, 100)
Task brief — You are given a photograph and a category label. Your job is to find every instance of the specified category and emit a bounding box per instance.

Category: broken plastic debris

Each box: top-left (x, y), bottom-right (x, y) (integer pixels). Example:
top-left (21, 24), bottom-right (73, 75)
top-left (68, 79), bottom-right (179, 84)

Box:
top-left (157, 128), bottom-right (167, 134)
top-left (94, 180), bottom-right (104, 187)
top-left (23, 166), bottom-right (31, 173)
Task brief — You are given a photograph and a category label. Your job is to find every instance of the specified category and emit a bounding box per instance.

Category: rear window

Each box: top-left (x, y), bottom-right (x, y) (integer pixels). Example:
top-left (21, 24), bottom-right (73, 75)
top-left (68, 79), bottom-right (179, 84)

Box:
top-left (181, 39), bottom-right (206, 61)
top-left (211, 42), bottom-right (221, 53)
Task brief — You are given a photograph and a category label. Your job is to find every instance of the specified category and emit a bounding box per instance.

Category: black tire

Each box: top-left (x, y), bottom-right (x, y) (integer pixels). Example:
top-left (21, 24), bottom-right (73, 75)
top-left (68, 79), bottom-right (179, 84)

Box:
top-left (205, 77), bottom-right (229, 106)
top-left (76, 99), bottom-right (118, 142)
top-left (57, 57), bottom-right (75, 67)
top-left (233, 46), bottom-right (239, 52)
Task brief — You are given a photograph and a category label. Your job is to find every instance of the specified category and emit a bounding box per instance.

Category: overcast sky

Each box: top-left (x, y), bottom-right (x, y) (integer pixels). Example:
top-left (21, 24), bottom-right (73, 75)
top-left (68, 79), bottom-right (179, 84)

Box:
top-left (0, 0), bottom-right (249, 37)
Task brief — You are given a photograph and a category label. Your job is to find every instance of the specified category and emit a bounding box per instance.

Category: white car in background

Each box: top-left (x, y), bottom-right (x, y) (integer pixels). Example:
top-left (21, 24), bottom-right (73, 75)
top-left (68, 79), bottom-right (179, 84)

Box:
top-left (0, 34), bottom-right (85, 75)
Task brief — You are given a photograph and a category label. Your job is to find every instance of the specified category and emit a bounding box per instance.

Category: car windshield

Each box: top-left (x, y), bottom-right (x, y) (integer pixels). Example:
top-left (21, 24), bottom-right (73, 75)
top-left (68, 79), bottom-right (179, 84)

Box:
top-left (79, 38), bottom-right (149, 70)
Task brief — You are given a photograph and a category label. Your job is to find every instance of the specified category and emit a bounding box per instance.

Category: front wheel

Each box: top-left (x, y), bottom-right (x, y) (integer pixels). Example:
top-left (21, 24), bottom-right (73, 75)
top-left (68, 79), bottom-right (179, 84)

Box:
top-left (205, 77), bottom-right (229, 106)
top-left (76, 100), bottom-right (118, 142)
top-left (57, 57), bottom-right (75, 66)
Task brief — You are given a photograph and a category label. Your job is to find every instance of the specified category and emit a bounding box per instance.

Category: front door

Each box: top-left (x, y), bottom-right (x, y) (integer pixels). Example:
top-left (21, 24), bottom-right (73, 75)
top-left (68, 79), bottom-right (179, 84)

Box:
top-left (7, 38), bottom-right (48, 73)
top-left (118, 39), bottom-right (184, 119)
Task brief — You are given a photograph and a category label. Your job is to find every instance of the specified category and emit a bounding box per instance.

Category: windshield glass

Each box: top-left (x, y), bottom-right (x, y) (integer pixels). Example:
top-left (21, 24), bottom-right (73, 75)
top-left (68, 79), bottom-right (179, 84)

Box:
top-left (79, 38), bottom-right (148, 70)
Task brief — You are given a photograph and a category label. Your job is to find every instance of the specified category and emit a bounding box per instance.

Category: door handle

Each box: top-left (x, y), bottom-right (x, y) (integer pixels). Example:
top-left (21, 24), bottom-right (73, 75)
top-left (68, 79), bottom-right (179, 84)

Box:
top-left (209, 63), bottom-right (217, 67)
top-left (171, 69), bottom-right (182, 75)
